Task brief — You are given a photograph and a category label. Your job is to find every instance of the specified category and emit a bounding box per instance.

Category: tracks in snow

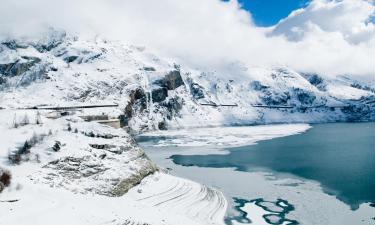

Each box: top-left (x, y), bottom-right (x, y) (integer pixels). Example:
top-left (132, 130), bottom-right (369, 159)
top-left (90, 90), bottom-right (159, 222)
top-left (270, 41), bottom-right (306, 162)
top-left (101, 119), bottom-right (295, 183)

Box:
top-left (127, 172), bottom-right (227, 225)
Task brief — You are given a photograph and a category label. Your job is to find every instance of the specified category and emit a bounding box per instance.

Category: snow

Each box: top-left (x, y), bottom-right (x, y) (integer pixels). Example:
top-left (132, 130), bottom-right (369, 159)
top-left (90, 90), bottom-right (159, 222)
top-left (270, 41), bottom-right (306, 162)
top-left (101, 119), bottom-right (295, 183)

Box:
top-left (1, 34), bottom-right (375, 131)
top-left (139, 124), bottom-right (375, 225)
top-left (1, 31), bottom-right (375, 225)
top-left (232, 202), bottom-right (269, 225)
top-left (0, 109), bottom-right (226, 225)
top-left (0, 173), bottom-right (216, 225)
top-left (139, 124), bottom-right (311, 150)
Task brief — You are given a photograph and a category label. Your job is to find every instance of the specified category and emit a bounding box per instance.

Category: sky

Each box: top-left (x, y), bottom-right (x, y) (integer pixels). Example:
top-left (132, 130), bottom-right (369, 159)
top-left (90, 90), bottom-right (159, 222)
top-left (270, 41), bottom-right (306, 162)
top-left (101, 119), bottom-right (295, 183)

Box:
top-left (233, 0), bottom-right (311, 26)
top-left (1, 0), bottom-right (375, 79)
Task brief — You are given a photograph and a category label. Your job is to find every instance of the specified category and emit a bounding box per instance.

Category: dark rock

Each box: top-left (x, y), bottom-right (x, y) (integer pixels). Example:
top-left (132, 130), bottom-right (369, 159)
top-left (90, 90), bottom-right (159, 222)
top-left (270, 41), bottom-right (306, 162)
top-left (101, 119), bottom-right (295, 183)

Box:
top-left (351, 83), bottom-right (375, 93)
top-left (0, 77), bottom-right (6, 85)
top-left (111, 162), bottom-right (158, 196)
top-left (118, 114), bottom-right (129, 127)
top-left (293, 88), bottom-right (316, 105)
top-left (52, 141), bottom-right (62, 152)
top-left (143, 66), bottom-right (156, 71)
top-left (124, 88), bottom-right (148, 122)
top-left (124, 103), bottom-right (133, 119)
top-left (250, 81), bottom-right (269, 91)
top-left (190, 83), bottom-right (205, 99)
top-left (154, 70), bottom-right (184, 90)
top-left (0, 57), bottom-right (41, 77)
top-left (129, 88), bottom-right (147, 104)
top-left (32, 30), bottom-right (66, 52)
top-left (158, 121), bottom-right (167, 130)
top-left (302, 73), bottom-right (326, 91)
top-left (152, 87), bottom-right (168, 102)
top-left (161, 96), bottom-right (184, 120)
top-left (1, 40), bottom-right (27, 50)
top-left (165, 70), bottom-right (184, 90)
top-left (262, 91), bottom-right (290, 106)
top-left (341, 104), bottom-right (373, 122)
top-left (64, 55), bottom-right (79, 63)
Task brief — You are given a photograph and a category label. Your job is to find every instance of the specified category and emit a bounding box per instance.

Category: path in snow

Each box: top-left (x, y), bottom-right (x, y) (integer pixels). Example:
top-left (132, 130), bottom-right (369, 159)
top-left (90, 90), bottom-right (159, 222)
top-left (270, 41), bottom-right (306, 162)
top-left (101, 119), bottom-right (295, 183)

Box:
top-left (127, 173), bottom-right (227, 225)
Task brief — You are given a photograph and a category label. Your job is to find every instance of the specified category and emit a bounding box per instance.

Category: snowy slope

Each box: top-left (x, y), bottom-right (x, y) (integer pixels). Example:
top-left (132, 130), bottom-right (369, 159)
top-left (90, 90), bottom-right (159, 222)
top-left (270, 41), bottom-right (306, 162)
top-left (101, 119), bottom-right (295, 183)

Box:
top-left (0, 109), bottom-right (226, 225)
top-left (1, 30), bottom-right (375, 225)
top-left (1, 31), bottom-right (375, 132)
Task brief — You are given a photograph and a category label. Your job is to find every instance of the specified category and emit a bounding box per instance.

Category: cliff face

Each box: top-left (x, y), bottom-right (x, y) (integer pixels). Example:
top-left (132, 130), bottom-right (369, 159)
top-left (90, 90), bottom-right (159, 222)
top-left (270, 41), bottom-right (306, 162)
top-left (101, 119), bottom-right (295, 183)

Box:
top-left (1, 31), bottom-right (375, 132)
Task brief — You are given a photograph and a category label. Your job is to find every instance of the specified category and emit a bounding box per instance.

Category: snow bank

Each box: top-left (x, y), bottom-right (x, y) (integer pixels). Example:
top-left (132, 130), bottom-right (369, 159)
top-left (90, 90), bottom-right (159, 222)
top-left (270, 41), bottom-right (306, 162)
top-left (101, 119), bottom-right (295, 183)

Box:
top-left (139, 124), bottom-right (311, 152)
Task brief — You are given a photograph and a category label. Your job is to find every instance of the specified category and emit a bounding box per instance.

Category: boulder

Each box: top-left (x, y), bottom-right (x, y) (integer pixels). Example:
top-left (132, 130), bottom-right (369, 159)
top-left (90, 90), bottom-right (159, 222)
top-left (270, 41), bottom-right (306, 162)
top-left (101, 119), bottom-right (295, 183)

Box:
top-left (152, 87), bottom-right (168, 102)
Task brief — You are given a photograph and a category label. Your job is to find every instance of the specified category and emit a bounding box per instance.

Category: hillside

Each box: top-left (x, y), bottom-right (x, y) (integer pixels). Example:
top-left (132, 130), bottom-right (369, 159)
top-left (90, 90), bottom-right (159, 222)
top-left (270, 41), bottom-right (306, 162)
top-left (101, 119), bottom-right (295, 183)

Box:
top-left (1, 30), bottom-right (375, 225)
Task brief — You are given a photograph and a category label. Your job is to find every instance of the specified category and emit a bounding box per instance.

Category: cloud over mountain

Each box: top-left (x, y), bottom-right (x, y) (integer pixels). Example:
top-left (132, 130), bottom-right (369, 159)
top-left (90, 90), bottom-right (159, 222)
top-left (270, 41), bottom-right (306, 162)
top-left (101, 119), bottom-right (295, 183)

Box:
top-left (0, 0), bottom-right (375, 78)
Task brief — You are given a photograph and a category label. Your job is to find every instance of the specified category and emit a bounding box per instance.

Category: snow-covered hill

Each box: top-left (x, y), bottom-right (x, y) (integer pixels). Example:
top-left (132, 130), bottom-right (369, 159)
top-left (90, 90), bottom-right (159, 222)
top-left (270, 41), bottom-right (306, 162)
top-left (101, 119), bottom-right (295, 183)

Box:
top-left (1, 30), bottom-right (375, 132)
top-left (1, 30), bottom-right (375, 225)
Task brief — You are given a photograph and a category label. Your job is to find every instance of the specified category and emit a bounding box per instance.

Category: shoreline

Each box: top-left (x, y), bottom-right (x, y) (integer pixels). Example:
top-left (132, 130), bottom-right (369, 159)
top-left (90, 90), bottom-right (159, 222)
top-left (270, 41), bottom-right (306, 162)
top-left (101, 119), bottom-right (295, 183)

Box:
top-left (138, 123), bottom-right (375, 225)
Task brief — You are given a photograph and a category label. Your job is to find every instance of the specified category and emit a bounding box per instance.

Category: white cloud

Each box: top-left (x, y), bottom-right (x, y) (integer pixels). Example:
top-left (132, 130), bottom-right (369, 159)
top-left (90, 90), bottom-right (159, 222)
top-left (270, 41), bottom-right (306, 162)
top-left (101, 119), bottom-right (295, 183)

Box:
top-left (272, 0), bottom-right (375, 43)
top-left (0, 0), bottom-right (375, 78)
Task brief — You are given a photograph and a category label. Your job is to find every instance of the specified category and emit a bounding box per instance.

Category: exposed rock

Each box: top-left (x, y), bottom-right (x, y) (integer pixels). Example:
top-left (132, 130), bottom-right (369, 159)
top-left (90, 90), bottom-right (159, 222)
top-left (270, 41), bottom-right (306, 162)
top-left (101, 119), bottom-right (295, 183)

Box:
top-left (111, 161), bottom-right (158, 196)
top-left (45, 156), bottom-right (107, 178)
top-left (32, 29), bottom-right (66, 52)
top-left (124, 87), bottom-right (148, 123)
top-left (1, 40), bottom-right (28, 50)
top-left (151, 87), bottom-right (168, 102)
top-left (158, 120), bottom-right (167, 130)
top-left (250, 81), bottom-right (269, 91)
top-left (142, 66), bottom-right (156, 71)
top-left (64, 55), bottom-right (79, 63)
top-left (190, 83), bottom-right (205, 99)
top-left (124, 103), bottom-right (133, 119)
top-left (351, 83), bottom-right (375, 93)
top-left (161, 96), bottom-right (184, 120)
top-left (154, 70), bottom-right (184, 90)
top-left (0, 57), bottom-right (41, 77)
top-left (261, 90), bottom-right (290, 106)
top-left (302, 73), bottom-right (326, 91)
top-left (0, 77), bottom-right (6, 85)
top-left (129, 88), bottom-right (147, 104)
top-left (292, 88), bottom-right (316, 105)
top-left (342, 103), bottom-right (373, 122)
top-left (52, 141), bottom-right (62, 152)
top-left (165, 70), bottom-right (184, 90)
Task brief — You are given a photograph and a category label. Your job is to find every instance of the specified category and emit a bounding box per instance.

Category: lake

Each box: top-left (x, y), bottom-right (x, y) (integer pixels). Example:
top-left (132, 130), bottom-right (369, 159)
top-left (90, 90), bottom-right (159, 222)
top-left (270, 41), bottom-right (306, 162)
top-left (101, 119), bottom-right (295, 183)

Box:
top-left (138, 123), bottom-right (375, 224)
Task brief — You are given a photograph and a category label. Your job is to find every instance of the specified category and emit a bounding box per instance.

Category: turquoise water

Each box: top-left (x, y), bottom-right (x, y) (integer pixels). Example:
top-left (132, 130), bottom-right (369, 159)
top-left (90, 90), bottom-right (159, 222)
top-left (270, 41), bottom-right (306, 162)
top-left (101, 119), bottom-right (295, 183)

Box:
top-left (170, 123), bottom-right (375, 210)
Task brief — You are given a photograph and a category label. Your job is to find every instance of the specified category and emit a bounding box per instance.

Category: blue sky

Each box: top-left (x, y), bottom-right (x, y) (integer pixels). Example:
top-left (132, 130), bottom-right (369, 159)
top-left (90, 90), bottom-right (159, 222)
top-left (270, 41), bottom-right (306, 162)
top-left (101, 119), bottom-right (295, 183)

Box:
top-left (235, 0), bottom-right (311, 26)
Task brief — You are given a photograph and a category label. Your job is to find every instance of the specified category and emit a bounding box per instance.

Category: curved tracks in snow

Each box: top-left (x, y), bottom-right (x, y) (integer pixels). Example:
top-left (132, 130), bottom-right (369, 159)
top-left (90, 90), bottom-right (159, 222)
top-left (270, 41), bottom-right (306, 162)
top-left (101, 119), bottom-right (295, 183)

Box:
top-left (127, 172), bottom-right (227, 225)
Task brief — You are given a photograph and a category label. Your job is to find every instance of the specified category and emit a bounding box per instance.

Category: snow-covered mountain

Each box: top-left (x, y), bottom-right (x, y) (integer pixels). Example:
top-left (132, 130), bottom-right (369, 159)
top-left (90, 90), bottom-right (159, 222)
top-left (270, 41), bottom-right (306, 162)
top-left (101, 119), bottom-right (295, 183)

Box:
top-left (1, 30), bottom-right (375, 133)
top-left (1, 30), bottom-right (375, 225)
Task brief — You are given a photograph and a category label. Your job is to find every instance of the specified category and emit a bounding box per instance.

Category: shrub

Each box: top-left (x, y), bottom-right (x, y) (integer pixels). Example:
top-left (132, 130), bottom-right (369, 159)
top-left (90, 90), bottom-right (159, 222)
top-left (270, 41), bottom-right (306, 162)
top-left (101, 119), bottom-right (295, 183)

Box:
top-left (8, 152), bottom-right (21, 164)
top-left (21, 114), bottom-right (30, 126)
top-left (19, 141), bottom-right (31, 155)
top-left (67, 123), bottom-right (72, 132)
top-left (52, 141), bottom-right (61, 152)
top-left (0, 169), bottom-right (11, 187)
top-left (35, 111), bottom-right (42, 125)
